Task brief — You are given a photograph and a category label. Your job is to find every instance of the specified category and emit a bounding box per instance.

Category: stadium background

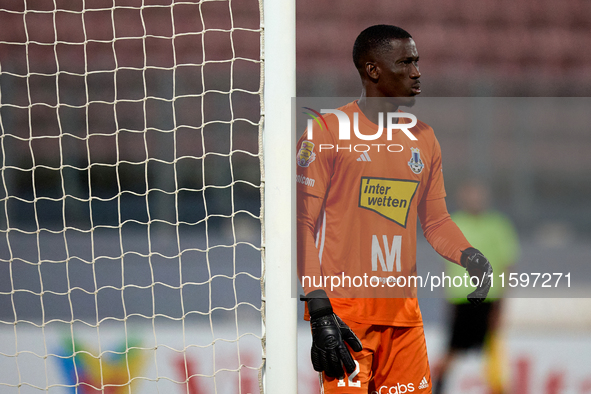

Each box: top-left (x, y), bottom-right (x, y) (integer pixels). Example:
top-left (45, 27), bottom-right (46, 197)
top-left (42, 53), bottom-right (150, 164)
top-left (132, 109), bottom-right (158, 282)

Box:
top-left (295, 2), bottom-right (591, 392)
top-left (0, 0), bottom-right (590, 393)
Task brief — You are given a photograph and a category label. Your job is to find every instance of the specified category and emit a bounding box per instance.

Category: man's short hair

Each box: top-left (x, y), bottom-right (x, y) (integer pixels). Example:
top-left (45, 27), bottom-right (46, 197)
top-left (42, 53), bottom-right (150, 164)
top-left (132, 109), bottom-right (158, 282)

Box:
top-left (352, 25), bottom-right (412, 70)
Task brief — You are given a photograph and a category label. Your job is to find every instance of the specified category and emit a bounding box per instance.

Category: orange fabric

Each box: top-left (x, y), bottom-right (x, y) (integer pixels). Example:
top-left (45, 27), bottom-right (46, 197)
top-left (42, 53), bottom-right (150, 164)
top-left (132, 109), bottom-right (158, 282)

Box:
top-left (418, 197), bottom-right (471, 265)
top-left (297, 100), bottom-right (472, 326)
top-left (320, 320), bottom-right (432, 393)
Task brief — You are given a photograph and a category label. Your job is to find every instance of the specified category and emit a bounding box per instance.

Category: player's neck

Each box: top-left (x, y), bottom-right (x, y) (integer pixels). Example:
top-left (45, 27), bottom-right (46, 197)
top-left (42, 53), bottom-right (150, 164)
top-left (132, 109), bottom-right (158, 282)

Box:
top-left (357, 94), bottom-right (400, 126)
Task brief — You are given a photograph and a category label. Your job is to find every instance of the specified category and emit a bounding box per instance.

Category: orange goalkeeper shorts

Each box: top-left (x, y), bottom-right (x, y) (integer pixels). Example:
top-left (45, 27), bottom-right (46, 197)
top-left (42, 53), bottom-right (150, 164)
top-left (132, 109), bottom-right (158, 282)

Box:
top-left (319, 319), bottom-right (431, 394)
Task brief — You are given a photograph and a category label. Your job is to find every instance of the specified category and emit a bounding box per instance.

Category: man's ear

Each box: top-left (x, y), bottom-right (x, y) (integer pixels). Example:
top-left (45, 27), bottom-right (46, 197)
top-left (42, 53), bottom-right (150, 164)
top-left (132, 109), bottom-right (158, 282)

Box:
top-left (364, 61), bottom-right (379, 81)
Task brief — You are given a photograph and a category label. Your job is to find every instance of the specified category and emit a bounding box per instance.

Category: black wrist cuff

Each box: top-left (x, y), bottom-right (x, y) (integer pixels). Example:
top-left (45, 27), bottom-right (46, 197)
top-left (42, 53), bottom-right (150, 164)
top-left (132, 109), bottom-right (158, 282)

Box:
top-left (460, 247), bottom-right (479, 268)
top-left (302, 289), bottom-right (333, 319)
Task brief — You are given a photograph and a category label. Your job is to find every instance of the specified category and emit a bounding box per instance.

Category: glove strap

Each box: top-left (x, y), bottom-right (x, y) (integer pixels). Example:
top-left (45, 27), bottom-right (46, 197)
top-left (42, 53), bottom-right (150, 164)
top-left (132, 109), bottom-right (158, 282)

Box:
top-left (301, 289), bottom-right (333, 319)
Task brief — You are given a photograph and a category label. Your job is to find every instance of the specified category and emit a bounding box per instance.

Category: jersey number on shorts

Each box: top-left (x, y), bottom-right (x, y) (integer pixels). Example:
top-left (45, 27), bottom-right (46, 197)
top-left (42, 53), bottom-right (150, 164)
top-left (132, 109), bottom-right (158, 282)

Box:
top-left (337, 360), bottom-right (361, 388)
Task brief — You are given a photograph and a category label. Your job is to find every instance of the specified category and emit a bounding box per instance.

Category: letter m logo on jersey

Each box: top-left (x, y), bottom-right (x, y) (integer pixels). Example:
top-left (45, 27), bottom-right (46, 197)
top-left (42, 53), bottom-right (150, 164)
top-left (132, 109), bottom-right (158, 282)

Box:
top-left (358, 177), bottom-right (419, 227)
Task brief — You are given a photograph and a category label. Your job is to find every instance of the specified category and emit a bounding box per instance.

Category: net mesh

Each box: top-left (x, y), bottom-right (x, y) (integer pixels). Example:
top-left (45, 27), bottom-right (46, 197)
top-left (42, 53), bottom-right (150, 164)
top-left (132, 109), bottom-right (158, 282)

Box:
top-left (0, 1), bottom-right (264, 392)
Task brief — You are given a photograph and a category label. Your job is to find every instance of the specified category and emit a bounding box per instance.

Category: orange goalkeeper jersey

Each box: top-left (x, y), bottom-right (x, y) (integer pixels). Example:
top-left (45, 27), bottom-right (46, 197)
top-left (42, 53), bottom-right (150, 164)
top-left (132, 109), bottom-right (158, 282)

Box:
top-left (297, 100), bottom-right (470, 326)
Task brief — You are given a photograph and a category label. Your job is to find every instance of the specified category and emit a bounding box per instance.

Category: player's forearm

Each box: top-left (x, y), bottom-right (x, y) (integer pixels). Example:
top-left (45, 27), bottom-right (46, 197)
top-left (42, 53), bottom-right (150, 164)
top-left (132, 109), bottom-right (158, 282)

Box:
top-left (418, 197), bottom-right (472, 265)
top-left (297, 192), bottom-right (325, 294)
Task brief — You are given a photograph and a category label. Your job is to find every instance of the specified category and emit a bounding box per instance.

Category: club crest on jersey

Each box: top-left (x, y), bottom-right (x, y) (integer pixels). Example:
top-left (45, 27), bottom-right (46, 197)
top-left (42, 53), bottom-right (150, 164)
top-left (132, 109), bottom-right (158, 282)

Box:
top-left (408, 147), bottom-right (424, 174)
top-left (297, 140), bottom-right (316, 167)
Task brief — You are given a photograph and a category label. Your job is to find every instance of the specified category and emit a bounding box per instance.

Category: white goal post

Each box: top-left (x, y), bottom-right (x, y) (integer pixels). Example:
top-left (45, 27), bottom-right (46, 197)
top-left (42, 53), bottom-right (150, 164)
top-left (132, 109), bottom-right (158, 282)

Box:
top-left (261, 0), bottom-right (298, 393)
top-left (0, 1), bottom-right (297, 393)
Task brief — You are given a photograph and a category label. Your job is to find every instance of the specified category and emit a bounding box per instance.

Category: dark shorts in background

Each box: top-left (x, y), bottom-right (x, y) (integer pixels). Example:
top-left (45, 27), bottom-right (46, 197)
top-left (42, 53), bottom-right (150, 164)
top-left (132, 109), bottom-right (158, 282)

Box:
top-left (449, 301), bottom-right (497, 350)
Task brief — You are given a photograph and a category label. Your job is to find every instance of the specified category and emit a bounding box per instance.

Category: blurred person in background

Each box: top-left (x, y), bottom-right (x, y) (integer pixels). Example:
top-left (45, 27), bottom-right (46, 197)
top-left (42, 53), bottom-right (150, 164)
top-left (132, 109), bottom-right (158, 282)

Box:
top-left (433, 180), bottom-right (520, 394)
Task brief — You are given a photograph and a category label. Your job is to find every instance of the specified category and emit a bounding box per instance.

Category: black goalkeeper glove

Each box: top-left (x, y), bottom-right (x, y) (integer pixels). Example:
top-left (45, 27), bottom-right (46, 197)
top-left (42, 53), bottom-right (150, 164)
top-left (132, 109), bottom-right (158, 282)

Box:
top-left (460, 247), bottom-right (493, 306)
top-left (303, 289), bottom-right (363, 379)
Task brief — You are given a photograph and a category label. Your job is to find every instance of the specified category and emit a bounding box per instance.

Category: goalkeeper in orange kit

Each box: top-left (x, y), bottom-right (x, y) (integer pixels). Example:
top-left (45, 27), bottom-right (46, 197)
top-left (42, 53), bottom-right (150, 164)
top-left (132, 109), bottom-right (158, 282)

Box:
top-left (297, 25), bottom-right (493, 393)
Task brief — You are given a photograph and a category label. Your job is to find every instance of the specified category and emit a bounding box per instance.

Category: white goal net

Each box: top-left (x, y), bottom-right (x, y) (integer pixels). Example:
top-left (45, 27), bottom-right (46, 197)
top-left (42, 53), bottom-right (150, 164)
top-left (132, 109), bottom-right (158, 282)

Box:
top-left (0, 1), bottom-right (266, 393)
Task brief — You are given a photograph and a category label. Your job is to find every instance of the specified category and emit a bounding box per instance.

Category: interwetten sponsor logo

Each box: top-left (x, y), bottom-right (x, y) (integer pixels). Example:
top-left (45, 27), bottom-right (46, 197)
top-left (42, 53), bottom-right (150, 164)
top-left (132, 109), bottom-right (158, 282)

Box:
top-left (358, 177), bottom-right (419, 227)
